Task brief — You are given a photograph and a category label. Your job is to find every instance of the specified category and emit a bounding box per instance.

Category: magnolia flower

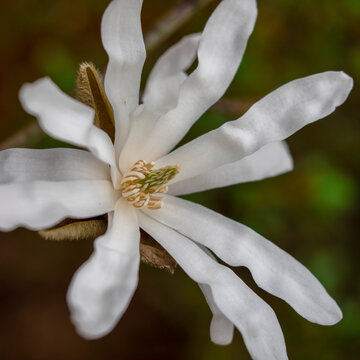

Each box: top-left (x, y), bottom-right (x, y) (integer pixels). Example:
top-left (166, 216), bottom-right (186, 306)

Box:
top-left (0, 0), bottom-right (353, 359)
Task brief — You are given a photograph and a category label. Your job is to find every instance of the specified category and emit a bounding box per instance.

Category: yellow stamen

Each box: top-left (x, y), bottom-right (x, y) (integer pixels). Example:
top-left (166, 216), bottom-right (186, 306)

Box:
top-left (121, 160), bottom-right (179, 210)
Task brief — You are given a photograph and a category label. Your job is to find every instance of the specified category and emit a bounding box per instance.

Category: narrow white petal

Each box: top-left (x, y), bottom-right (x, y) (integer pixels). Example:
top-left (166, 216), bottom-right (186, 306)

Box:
top-left (145, 195), bottom-right (343, 326)
top-left (120, 34), bottom-right (200, 172)
top-left (168, 141), bottom-right (293, 195)
top-left (0, 148), bottom-right (110, 184)
top-left (101, 0), bottom-right (146, 151)
top-left (0, 180), bottom-right (117, 231)
top-left (146, 33), bottom-right (201, 82)
top-left (142, 33), bottom-right (201, 113)
top-left (199, 283), bottom-right (234, 345)
top-left (143, 73), bottom-right (186, 113)
top-left (67, 198), bottom-right (140, 339)
top-left (19, 78), bottom-right (116, 169)
top-left (198, 246), bottom-right (234, 345)
top-left (156, 72), bottom-right (353, 182)
top-left (139, 213), bottom-right (288, 360)
top-left (198, 244), bottom-right (234, 345)
top-left (137, 0), bottom-right (258, 161)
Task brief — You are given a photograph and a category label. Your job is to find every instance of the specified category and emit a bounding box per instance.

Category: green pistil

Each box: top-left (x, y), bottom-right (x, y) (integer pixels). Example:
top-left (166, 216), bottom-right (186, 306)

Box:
top-left (139, 165), bottom-right (180, 191)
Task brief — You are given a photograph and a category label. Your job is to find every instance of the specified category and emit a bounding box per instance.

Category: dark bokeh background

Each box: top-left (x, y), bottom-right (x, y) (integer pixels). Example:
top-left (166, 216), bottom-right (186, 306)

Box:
top-left (0, 0), bottom-right (359, 359)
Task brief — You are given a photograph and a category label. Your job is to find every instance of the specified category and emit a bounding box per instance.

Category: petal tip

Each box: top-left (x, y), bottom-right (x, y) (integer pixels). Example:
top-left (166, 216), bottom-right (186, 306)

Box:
top-left (18, 77), bottom-right (53, 112)
top-left (209, 315), bottom-right (234, 346)
top-left (324, 304), bottom-right (343, 326)
top-left (18, 82), bottom-right (33, 107)
top-left (70, 315), bottom-right (111, 341)
top-left (335, 70), bottom-right (353, 88)
top-left (311, 299), bottom-right (343, 326)
top-left (319, 70), bottom-right (353, 109)
top-left (281, 141), bottom-right (294, 172)
top-left (67, 288), bottom-right (116, 341)
top-left (333, 71), bottom-right (354, 92)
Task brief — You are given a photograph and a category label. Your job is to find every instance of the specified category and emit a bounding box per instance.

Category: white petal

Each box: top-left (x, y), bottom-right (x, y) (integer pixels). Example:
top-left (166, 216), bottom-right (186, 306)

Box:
top-left (142, 33), bottom-right (201, 113)
top-left (0, 148), bottom-right (110, 184)
top-left (168, 141), bottom-right (293, 195)
top-left (137, 0), bottom-right (258, 161)
top-left (119, 110), bottom-right (162, 173)
top-left (145, 195), bottom-right (343, 326)
top-left (0, 180), bottom-right (117, 231)
top-left (19, 78), bottom-right (117, 170)
top-left (197, 244), bottom-right (234, 345)
top-left (143, 73), bottom-right (186, 113)
top-left (139, 212), bottom-right (288, 360)
top-left (156, 72), bottom-right (353, 183)
top-left (101, 0), bottom-right (146, 152)
top-left (120, 34), bottom-right (200, 172)
top-left (67, 198), bottom-right (140, 339)
top-left (199, 284), bottom-right (234, 345)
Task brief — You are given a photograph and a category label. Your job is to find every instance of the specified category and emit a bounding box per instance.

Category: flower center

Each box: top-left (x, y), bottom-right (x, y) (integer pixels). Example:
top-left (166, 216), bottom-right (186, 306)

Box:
top-left (121, 160), bottom-right (179, 210)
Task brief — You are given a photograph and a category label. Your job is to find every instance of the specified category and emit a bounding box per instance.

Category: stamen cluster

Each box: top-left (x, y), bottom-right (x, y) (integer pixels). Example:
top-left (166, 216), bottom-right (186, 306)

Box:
top-left (120, 160), bottom-right (179, 210)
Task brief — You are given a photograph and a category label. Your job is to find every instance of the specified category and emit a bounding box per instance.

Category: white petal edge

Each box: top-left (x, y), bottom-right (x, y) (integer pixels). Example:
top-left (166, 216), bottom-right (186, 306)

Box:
top-left (168, 141), bottom-right (293, 195)
top-left (101, 0), bottom-right (146, 152)
top-left (0, 148), bottom-right (110, 184)
top-left (120, 33), bottom-right (201, 173)
top-left (198, 246), bottom-right (234, 346)
top-left (198, 246), bottom-right (235, 346)
top-left (156, 71), bottom-right (353, 183)
top-left (67, 198), bottom-right (140, 339)
top-left (19, 78), bottom-right (117, 171)
top-left (0, 180), bottom-right (117, 231)
top-left (144, 195), bottom-right (343, 326)
top-left (142, 33), bottom-right (201, 114)
top-left (199, 283), bottom-right (234, 346)
top-left (136, 0), bottom-right (258, 161)
top-left (139, 212), bottom-right (288, 360)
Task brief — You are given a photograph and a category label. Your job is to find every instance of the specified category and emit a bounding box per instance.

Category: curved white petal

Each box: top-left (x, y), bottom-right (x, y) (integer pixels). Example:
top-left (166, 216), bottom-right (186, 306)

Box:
top-left (101, 0), bottom-right (146, 152)
top-left (67, 198), bottom-right (140, 339)
top-left (139, 213), bottom-right (288, 360)
top-left (0, 180), bottom-right (117, 231)
top-left (143, 73), bottom-right (186, 113)
top-left (198, 246), bottom-right (234, 346)
top-left (156, 71), bottom-right (353, 183)
top-left (168, 141), bottom-right (293, 195)
top-left (199, 283), bottom-right (234, 345)
top-left (0, 148), bottom-right (110, 184)
top-left (19, 78), bottom-right (117, 170)
top-left (137, 0), bottom-right (258, 161)
top-left (142, 33), bottom-right (201, 114)
top-left (120, 33), bottom-right (200, 172)
top-left (119, 110), bottom-right (161, 174)
top-left (198, 244), bottom-right (234, 346)
top-left (198, 245), bottom-right (234, 345)
top-left (144, 195), bottom-right (343, 326)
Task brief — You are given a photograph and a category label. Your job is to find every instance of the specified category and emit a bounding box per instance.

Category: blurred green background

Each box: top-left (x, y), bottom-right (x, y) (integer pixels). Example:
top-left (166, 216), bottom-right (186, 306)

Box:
top-left (0, 0), bottom-right (359, 359)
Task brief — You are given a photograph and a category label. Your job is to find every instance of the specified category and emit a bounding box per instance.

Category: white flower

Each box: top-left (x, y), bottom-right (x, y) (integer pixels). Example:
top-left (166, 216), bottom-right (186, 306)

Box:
top-left (0, 0), bottom-right (353, 359)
